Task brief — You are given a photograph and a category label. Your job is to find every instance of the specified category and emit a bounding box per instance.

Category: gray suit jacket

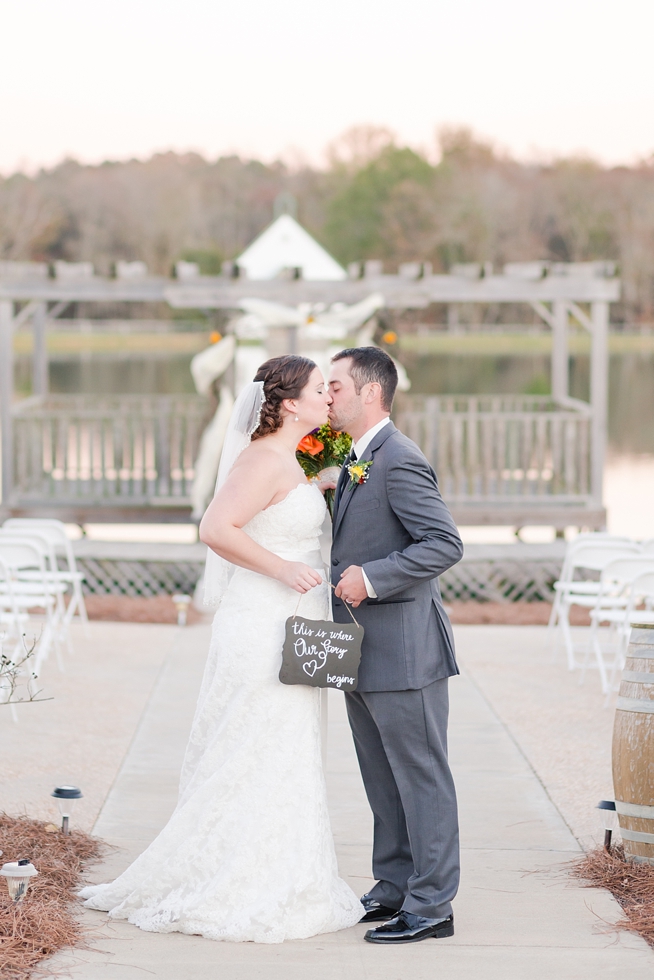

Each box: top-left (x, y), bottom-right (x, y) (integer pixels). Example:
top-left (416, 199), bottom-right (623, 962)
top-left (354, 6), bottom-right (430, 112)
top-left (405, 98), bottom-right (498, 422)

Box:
top-left (331, 422), bottom-right (463, 692)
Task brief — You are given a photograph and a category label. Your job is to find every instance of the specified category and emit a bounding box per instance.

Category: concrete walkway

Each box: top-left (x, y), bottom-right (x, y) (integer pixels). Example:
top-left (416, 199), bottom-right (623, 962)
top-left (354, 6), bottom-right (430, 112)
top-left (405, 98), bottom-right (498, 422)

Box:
top-left (20, 622), bottom-right (651, 978)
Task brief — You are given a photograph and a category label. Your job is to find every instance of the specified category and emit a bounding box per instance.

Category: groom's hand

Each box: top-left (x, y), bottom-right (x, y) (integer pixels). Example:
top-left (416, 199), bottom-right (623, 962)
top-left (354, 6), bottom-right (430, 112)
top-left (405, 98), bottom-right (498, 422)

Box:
top-left (334, 565), bottom-right (368, 608)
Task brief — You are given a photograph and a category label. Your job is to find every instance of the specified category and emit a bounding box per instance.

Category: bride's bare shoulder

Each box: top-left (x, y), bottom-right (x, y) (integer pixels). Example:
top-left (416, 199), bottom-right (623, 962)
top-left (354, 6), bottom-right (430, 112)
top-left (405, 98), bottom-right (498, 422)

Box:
top-left (229, 440), bottom-right (286, 480)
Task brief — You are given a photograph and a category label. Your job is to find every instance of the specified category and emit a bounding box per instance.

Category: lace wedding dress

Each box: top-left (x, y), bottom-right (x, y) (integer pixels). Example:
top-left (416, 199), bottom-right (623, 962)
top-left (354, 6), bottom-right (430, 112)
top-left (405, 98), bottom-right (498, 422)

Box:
top-left (80, 482), bottom-right (363, 943)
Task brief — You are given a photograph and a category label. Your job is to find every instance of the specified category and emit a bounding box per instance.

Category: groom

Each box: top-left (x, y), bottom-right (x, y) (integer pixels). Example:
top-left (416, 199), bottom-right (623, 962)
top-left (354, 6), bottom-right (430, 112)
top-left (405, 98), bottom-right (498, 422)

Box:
top-left (328, 347), bottom-right (464, 945)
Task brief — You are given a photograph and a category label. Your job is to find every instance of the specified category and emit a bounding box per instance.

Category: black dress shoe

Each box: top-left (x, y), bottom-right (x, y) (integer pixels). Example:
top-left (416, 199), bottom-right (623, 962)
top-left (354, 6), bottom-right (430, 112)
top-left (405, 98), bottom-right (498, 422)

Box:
top-left (359, 894), bottom-right (400, 923)
top-left (364, 910), bottom-right (454, 944)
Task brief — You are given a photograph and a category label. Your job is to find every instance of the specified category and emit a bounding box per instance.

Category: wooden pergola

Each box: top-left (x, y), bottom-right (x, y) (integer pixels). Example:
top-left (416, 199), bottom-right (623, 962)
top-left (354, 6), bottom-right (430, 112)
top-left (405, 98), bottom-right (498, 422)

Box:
top-left (0, 265), bottom-right (619, 527)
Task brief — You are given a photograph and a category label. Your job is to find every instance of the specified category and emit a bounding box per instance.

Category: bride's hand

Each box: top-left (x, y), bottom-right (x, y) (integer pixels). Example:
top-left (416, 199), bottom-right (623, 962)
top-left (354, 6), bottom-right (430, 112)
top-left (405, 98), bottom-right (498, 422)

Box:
top-left (277, 561), bottom-right (323, 593)
top-left (312, 475), bottom-right (338, 494)
top-left (312, 466), bottom-right (341, 494)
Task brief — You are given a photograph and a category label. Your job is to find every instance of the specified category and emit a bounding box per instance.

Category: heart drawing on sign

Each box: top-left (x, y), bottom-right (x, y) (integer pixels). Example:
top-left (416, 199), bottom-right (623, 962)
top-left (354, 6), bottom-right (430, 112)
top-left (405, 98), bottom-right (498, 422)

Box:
top-left (302, 660), bottom-right (318, 678)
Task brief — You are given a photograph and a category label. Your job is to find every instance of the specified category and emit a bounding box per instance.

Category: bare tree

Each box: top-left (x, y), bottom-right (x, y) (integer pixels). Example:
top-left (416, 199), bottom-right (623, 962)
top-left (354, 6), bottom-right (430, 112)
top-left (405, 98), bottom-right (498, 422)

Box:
top-left (0, 637), bottom-right (51, 707)
top-left (1, 130), bottom-right (653, 321)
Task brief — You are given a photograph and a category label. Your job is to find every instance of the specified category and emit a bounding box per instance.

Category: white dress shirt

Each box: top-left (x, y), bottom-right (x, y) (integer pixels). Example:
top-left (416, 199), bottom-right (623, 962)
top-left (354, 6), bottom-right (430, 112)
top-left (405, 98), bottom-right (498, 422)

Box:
top-left (352, 416), bottom-right (391, 462)
top-left (347, 417), bottom-right (391, 599)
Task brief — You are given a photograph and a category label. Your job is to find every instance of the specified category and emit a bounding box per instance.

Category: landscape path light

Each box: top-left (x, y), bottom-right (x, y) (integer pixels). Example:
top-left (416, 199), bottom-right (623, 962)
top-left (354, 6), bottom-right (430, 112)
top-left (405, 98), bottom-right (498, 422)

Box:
top-left (52, 785), bottom-right (83, 834)
top-left (172, 594), bottom-right (191, 626)
top-left (1, 859), bottom-right (38, 902)
top-left (597, 800), bottom-right (618, 852)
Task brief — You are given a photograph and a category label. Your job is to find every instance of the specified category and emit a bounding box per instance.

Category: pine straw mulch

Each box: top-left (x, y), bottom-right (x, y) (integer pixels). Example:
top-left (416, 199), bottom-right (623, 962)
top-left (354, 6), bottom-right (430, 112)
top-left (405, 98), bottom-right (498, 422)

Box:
top-left (572, 845), bottom-right (654, 947)
top-left (81, 596), bottom-right (577, 626)
top-left (0, 814), bottom-right (104, 980)
top-left (446, 600), bottom-right (590, 626)
top-left (82, 595), bottom-right (206, 624)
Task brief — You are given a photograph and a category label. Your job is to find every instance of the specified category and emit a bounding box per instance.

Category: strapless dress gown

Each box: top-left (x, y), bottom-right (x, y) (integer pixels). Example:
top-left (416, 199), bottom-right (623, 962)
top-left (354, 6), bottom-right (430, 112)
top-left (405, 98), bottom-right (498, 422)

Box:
top-left (80, 483), bottom-right (363, 943)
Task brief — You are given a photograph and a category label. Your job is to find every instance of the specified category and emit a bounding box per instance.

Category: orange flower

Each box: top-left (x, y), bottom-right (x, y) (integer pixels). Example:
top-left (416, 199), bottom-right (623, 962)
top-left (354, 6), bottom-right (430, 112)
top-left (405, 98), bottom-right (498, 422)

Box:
top-left (297, 434), bottom-right (324, 456)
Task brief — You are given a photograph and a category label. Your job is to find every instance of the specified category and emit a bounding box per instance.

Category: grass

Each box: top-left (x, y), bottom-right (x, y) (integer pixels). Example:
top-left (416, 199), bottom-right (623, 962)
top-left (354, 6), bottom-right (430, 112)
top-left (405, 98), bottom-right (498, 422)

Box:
top-left (12, 329), bottom-right (654, 358)
top-left (12, 332), bottom-right (210, 356)
top-left (399, 331), bottom-right (654, 356)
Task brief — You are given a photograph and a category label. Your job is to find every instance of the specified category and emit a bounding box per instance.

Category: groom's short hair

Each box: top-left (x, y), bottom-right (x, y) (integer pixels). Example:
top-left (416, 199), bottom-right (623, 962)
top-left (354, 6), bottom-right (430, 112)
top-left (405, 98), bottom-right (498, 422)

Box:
top-left (332, 347), bottom-right (398, 412)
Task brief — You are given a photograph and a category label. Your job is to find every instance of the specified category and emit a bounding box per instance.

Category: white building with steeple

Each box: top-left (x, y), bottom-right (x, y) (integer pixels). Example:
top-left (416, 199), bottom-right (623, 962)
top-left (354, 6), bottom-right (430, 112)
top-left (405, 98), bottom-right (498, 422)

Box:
top-left (236, 213), bottom-right (346, 281)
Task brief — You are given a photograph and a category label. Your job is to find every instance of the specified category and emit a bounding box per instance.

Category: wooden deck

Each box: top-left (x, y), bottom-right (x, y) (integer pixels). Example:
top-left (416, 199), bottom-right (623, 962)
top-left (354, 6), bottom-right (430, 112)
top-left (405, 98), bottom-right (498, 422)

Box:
top-left (6, 394), bottom-right (206, 522)
top-left (0, 265), bottom-right (615, 529)
top-left (2, 393), bottom-right (605, 528)
top-left (395, 394), bottom-right (604, 528)
top-left (63, 540), bottom-right (567, 602)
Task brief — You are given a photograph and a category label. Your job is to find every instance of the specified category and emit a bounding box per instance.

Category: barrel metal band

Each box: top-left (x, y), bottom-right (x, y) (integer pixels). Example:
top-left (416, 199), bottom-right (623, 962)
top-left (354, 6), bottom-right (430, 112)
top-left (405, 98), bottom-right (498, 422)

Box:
top-left (616, 697), bottom-right (654, 714)
top-left (622, 670), bottom-right (654, 684)
top-left (616, 801), bottom-right (654, 819)
top-left (620, 828), bottom-right (654, 844)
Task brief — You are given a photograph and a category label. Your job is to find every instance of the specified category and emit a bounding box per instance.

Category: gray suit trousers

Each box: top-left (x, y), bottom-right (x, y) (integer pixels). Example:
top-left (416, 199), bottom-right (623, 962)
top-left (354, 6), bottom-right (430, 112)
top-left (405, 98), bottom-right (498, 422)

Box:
top-left (345, 678), bottom-right (460, 919)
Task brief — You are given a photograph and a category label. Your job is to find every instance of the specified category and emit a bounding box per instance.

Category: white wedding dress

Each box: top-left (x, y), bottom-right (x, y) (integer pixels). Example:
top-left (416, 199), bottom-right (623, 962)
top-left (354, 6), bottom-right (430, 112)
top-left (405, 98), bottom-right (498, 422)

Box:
top-left (80, 482), bottom-right (363, 943)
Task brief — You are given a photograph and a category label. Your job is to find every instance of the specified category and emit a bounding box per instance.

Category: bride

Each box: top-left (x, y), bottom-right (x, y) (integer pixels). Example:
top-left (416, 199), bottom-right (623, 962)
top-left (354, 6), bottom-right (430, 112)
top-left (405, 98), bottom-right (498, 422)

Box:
top-left (80, 355), bottom-right (364, 943)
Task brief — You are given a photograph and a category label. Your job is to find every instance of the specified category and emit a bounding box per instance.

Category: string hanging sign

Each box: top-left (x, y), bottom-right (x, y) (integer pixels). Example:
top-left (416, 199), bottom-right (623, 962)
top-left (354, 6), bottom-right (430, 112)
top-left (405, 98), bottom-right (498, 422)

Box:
top-left (279, 587), bottom-right (364, 692)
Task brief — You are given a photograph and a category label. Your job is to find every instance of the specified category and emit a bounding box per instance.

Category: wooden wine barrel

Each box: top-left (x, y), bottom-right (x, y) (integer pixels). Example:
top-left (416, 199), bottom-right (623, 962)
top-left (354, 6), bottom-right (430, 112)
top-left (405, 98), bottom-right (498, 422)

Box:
top-left (612, 624), bottom-right (654, 864)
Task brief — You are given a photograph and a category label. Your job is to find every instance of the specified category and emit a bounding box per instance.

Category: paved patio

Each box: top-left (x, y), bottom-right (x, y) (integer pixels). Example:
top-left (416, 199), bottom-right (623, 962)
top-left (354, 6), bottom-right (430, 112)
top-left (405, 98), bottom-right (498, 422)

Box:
top-left (1, 621), bottom-right (651, 978)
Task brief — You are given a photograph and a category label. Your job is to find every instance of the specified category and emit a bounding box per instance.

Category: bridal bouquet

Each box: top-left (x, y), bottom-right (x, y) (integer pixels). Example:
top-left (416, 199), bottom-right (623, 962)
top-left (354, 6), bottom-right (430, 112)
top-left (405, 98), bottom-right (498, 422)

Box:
top-left (296, 424), bottom-right (352, 517)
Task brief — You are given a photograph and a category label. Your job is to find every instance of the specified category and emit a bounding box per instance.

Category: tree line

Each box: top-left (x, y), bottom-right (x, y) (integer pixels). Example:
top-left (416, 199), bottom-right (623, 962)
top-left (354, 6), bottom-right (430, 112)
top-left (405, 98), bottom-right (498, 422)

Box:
top-left (1, 126), bottom-right (653, 322)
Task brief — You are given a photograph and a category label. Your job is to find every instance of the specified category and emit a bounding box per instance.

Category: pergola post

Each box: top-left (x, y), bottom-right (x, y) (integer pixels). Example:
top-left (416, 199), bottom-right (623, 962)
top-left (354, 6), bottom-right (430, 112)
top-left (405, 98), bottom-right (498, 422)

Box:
top-left (32, 301), bottom-right (48, 397)
top-left (590, 300), bottom-right (609, 512)
top-left (551, 300), bottom-right (569, 401)
top-left (0, 300), bottom-right (15, 504)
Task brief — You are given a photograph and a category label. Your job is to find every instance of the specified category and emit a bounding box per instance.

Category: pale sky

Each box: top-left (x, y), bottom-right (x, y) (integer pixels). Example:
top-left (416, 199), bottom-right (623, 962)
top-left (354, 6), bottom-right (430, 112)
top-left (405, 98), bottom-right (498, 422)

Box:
top-left (2, 0), bottom-right (654, 174)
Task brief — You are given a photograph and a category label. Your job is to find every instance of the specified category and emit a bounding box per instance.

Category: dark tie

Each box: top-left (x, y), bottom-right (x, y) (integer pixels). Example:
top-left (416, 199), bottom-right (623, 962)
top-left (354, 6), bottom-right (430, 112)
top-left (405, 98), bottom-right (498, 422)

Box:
top-left (336, 448), bottom-right (356, 508)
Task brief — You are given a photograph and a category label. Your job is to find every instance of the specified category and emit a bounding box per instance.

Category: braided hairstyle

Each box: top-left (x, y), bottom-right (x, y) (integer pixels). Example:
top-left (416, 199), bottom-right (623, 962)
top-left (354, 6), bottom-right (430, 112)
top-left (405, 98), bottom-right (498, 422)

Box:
top-left (251, 354), bottom-right (317, 441)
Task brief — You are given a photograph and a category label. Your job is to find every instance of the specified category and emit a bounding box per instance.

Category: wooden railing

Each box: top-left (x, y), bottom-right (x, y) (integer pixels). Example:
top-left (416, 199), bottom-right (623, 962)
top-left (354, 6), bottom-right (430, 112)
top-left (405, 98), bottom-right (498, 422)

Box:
top-left (394, 394), bottom-right (593, 503)
top-left (7, 392), bottom-right (598, 525)
top-left (11, 395), bottom-right (207, 507)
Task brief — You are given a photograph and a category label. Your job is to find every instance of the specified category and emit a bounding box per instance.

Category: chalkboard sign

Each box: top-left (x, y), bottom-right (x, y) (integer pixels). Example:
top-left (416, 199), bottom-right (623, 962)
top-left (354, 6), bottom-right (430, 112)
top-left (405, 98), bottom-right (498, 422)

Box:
top-left (279, 615), bottom-right (364, 692)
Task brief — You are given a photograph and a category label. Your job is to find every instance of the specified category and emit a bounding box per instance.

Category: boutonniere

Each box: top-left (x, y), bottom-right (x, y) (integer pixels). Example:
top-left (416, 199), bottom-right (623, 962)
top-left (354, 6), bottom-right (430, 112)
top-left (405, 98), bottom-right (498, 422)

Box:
top-left (346, 458), bottom-right (373, 491)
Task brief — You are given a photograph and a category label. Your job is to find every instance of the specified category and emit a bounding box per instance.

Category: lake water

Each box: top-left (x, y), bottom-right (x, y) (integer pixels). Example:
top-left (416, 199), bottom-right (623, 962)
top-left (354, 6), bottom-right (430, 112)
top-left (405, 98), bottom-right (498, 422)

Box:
top-left (13, 348), bottom-right (654, 540)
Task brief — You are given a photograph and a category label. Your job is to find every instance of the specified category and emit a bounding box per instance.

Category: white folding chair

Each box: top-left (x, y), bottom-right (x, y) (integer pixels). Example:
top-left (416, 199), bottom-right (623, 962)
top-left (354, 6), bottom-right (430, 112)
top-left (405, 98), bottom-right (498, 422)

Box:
top-left (0, 538), bottom-right (60, 674)
top-left (548, 534), bottom-right (636, 629)
top-left (583, 557), bottom-right (654, 692)
top-left (2, 519), bottom-right (88, 628)
top-left (552, 541), bottom-right (642, 670)
top-left (0, 556), bottom-right (34, 721)
top-left (0, 528), bottom-right (72, 657)
top-left (0, 555), bottom-right (30, 639)
top-left (547, 531), bottom-right (641, 629)
top-left (567, 533), bottom-right (634, 547)
top-left (604, 570), bottom-right (654, 697)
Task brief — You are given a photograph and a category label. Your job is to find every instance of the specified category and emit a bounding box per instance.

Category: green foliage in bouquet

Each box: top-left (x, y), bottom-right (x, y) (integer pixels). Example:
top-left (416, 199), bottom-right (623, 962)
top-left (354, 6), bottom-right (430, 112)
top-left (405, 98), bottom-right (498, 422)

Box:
top-left (296, 424), bottom-right (352, 516)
